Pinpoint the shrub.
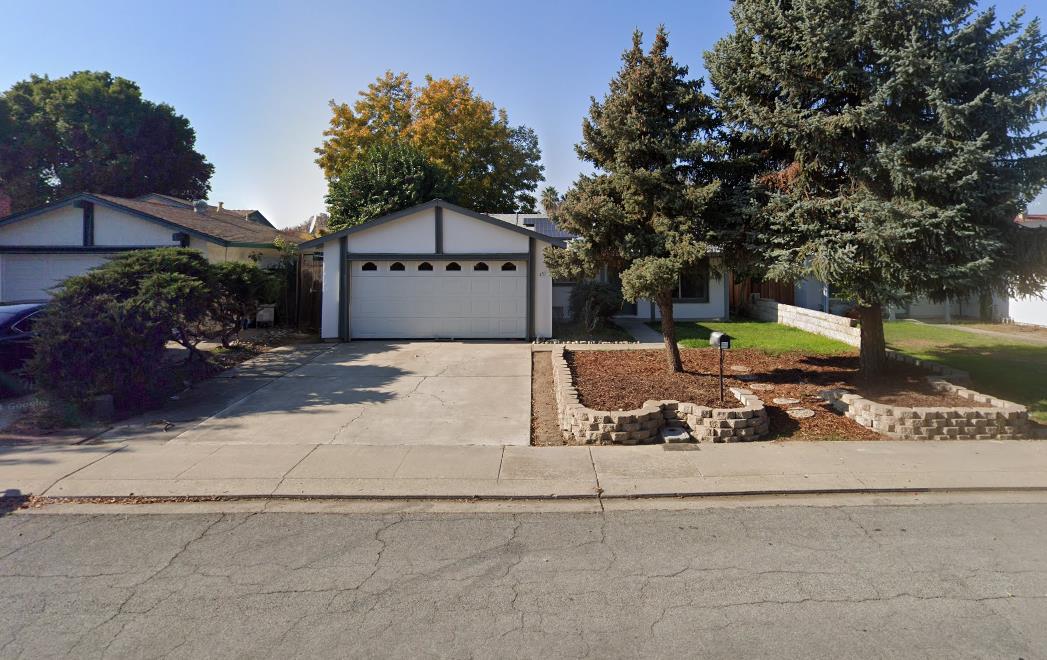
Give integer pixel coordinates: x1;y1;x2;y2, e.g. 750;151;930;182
569;281;623;332
29;248;276;412
212;261;279;346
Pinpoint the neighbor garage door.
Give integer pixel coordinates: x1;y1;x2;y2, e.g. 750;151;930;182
350;259;527;339
0;253;116;302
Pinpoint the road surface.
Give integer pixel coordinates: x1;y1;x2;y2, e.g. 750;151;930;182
1;497;1044;658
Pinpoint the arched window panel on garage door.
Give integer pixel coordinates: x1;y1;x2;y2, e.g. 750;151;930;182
390;262;406;271
418;262;433;271
446;262;461;271
361;262;378;271
501;262;517;271
473;262;489;271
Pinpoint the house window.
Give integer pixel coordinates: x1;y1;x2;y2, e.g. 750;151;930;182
501;262;517;271
362;262;378;271
473;262;489;271
674;261;710;303
446;262;461;271
390;262;406;271
418;262;433;271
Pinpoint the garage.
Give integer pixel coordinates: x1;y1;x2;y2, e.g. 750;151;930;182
1;252;117;302
350;259;527;339
302;200;562;341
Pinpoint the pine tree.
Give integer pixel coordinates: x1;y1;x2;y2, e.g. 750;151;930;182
707;0;1047;375
547;27;725;372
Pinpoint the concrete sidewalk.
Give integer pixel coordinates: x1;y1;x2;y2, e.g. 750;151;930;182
2;440;1046;500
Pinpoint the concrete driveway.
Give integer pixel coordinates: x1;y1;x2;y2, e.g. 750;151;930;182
169;341;531;446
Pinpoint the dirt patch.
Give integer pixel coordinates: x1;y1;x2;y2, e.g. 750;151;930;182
566;348;988;441
531;351;564;446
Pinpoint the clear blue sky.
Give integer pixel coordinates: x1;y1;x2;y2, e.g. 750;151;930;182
2;0;1044;226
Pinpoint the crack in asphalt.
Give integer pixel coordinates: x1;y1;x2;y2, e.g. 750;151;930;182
1;504;1046;657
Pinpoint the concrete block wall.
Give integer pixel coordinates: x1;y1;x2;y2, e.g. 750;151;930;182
749;297;861;346
551;347;769;444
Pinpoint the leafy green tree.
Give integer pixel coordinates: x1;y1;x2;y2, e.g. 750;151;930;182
317;72;542;212
0;71;213;212
546;28;726;372
707;0;1047;375
325;142;453;231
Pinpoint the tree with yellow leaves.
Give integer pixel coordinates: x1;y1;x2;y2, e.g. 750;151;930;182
317;72;542;213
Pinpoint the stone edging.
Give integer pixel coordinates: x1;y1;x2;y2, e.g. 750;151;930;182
819;351;1033;440
550;346;769;444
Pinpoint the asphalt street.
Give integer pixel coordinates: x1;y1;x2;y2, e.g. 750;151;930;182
1;497;1044;658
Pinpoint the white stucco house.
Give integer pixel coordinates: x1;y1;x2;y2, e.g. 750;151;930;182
492;212;729;325
0;192;288;302
1006;213;1047;326
301;200;564;340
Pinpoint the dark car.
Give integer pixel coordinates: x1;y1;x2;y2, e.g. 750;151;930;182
0;302;47;375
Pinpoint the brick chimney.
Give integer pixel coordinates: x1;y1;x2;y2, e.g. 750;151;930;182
0;191;11;219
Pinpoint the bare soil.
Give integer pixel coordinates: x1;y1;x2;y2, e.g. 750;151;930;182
566;348;988;441
531;351;563;446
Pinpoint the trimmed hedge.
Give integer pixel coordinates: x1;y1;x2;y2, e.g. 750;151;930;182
29;248;278;411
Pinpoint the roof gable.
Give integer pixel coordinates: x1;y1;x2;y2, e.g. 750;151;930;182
0;193;289;247
299;200;565;249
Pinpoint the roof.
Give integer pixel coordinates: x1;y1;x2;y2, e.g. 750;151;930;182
300;199;567;249
1017;213;1047;228
0;193;290;247
135;194;274;228
487;213;577;239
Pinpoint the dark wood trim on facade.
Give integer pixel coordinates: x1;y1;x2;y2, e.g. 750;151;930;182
344;253;528;261
338;236;349;341
434;205;443;254
81;202;94;246
0;245;168;254
527;237;536;339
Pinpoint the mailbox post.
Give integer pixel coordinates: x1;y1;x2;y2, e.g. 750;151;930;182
709;331;732;403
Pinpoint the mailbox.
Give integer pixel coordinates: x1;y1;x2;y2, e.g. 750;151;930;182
709;331;732;350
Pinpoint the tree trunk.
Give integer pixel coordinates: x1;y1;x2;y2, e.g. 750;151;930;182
857;304;887;378
657;293;684;373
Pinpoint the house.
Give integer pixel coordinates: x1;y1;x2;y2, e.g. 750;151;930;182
301;200;564;340
489;213;730;324
0;192;288;302
1007;213;1047;327
784;212;1047;325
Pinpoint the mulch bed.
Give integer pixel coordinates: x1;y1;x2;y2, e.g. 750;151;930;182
531;351;564;446
566;348;989;441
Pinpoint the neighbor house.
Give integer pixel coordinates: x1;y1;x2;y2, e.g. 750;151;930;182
491;212;730;325
1007;213;1047;327
785;213;1047;326
0;193;289;302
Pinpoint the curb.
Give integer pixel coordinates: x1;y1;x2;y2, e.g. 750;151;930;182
14;485;1047;505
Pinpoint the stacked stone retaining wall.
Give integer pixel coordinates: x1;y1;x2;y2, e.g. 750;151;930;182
820;351;1033;439
749;297;861;346
551;347;769;444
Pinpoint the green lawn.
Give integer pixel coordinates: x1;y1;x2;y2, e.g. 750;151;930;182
653;320;854;355
554;320;634;342
884;321;1047;424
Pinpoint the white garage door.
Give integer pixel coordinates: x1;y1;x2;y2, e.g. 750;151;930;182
1;253;116;302
350;259;527;339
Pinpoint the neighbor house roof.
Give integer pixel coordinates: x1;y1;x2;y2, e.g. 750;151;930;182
0;193;291;247
1017;213;1047;227
488;213;576;240
135;193;275;228
299;199;567;249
